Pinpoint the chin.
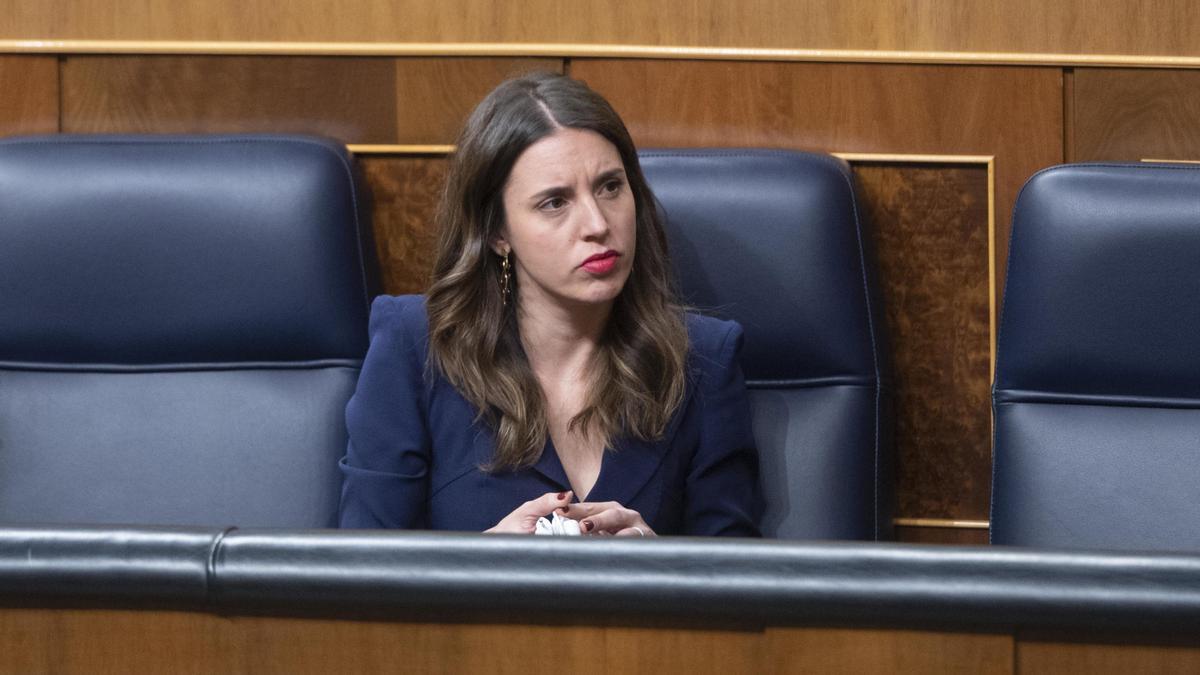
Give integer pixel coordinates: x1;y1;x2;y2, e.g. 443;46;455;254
571;279;627;306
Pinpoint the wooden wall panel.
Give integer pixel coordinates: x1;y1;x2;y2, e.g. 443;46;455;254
359;156;447;296
10;607;1200;673
393;58;561;144
572;59;1062;299
4;1;1200;60
855;163;993;520
1072;68;1200;161
1018;640;1200;675
0;56;58;135
60;56;558;143
765;628;1013;674
1;608;1025;674
61;55;399;141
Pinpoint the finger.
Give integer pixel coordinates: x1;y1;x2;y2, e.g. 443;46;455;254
522;490;573;517
580;507;640;534
558;500;618;519
615;526;654;537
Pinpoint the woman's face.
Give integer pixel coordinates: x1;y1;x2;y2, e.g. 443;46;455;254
496;127;636;312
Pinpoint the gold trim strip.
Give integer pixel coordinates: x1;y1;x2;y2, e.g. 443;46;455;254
348;144;455;155
833;153;994;164
1142;158;1200;164
987;158;997;385
833;153;998;380
894;518;990;529
8;40;1200;69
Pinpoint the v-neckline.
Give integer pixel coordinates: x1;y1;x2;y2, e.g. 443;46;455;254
544;435;603;502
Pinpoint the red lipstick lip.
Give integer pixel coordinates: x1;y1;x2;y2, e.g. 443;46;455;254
581;250;619;266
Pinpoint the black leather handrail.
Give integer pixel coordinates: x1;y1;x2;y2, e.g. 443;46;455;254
4;526;1200;633
0;526;219;600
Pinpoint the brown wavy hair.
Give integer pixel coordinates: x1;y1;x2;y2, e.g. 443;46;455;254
425;72;689;471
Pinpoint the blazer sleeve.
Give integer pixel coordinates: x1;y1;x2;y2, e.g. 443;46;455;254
337;295;432;529
686;321;763;537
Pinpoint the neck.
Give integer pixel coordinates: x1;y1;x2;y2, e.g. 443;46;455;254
516;292;612;383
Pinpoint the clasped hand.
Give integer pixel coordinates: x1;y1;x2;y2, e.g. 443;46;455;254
484;491;655;536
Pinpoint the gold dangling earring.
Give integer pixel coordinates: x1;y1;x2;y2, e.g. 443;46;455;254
500;251;512;306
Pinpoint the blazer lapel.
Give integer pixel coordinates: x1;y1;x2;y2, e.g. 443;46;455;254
529;437;571;490
589;384;696;506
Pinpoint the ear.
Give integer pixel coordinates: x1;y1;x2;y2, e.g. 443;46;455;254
489;234;510;257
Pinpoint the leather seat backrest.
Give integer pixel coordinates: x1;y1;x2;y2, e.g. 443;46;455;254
0;135;375;528
992;163;1200;551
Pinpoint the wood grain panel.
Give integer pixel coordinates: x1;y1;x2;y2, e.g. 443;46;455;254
573;59;1062;301
0;609;234;673
393;58;561;144
856;163;993;520
895;525;990;545
0;56;59;135
1019;640;1200;674
4;1;1200;60
61;55;399;141
602;627;764;673
60;56;556;143
0;609;1007;674
1072;69;1200;161
765;627;1013;674
359;156;446;295
236;618;609;674
6;608;1200;673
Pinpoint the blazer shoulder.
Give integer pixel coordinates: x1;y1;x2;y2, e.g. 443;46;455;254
685;312;744;364
365;294;432;371
368;294;428;335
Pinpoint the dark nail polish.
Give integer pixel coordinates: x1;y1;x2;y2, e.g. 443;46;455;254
582;520;593;532
558;492;567;500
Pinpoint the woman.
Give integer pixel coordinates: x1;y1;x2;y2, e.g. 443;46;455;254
338;72;760;536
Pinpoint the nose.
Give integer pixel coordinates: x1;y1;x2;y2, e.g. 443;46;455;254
579;195;610;240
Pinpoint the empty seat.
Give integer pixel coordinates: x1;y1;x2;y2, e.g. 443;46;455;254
992;163;1200;551
0;135;376;528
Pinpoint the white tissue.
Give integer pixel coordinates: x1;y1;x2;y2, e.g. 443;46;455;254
534;512;582;536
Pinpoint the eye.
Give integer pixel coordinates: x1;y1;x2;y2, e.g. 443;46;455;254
538;196;567;212
599;178;625;197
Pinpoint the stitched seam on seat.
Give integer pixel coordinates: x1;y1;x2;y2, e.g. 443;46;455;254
994;391;1200;410
745;378;876;389
837;163;884;542
988;396;999;545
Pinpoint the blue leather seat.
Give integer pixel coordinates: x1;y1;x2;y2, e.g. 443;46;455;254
640;149;892;540
992;163;1200;551
0;135;375;528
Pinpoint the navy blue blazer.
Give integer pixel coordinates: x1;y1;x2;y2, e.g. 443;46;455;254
337;295;761;536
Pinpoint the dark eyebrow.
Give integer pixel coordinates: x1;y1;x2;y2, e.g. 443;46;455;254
528;168;625;204
593;168;626;189
528;185;572;204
